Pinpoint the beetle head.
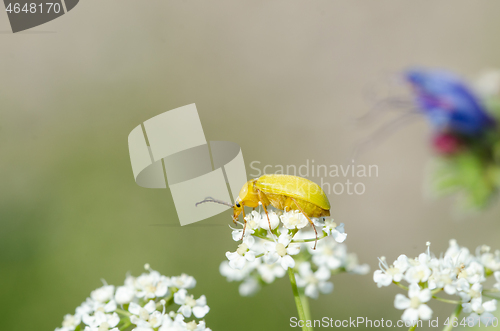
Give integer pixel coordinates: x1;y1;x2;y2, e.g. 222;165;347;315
232;198;243;223
232;180;259;223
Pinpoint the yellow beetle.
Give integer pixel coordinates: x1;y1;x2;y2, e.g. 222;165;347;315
196;174;330;248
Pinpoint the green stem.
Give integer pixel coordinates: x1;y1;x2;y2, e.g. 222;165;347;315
442;304;463;331
291;232;328;243
253;233;275;242
432;296;461;305
288;268;312;331
393;282;409;291
431;288;443;295
299;288;312;322
119;321;132;331
408;323;418;331
482;289;500;300
115;308;132;317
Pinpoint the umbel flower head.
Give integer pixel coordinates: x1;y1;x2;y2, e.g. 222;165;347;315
404;68;500;210
220;208;369;298
55;265;212;331
374;240;500;327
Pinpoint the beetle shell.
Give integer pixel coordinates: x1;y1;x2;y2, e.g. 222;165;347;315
254;174;330;217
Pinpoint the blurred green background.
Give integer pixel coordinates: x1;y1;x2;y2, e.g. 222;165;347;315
1;1;500;330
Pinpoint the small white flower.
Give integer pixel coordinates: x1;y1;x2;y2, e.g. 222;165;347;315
257;262;287;284
308;237;343;270
115;285;135;305
393;255;410;273
373;270;394;288
426;256;457;295
374;255;407;288
319;219;347;243
263;233;300;270
295;262;333;299
428;271;456;295
405;254;432;284
158;313;185;331
167;317;211;331
260;211;280;231
83;326;119;331
458;282;483;303
75;299;94;317
458;261;486;285
90;284;115;303
444;240;471;266
129;300;156;319
171;273;197;289
80;297;117;316
239;277;261;297
280;210;308;230
129;300;166;331
174;289;210;318
394;283;432;325
82;311;120;330
344;253;370;275
219;260;257;282
231;211;262;240
56;314;81;331
226;236;257;270
134;269;171;299
494;271;500;291
477;245;500;272
463;298;497;326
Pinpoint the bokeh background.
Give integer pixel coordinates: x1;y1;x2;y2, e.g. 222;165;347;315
2;1;500;330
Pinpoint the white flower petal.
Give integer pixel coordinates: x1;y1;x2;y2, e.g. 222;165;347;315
418;304;432;320
394;294;411;310
174;289;187;305
373;270;392;287
318;281;334;295
408;283;421;298
193;305;210;318
332;231;347;243
483;300;497;312
128;302;142;315
286;244;301;256
144;300;156;313
305;284;319;299
401;308;419;325
315;267;331;281
419;289;431;303
281;255;295;270
178;305;192;318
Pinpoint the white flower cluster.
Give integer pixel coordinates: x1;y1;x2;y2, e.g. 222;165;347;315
220;209;369;298
55;265;211;331
374;240;500;326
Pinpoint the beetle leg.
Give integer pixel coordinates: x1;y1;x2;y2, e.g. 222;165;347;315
290;197;318;250
257;190;273;233
240;207;247;241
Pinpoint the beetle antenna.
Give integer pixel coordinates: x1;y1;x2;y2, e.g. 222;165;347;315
350;111;420;161
352;96;414;125
195;197;233;207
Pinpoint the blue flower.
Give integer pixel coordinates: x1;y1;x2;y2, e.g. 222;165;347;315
405;68;495;135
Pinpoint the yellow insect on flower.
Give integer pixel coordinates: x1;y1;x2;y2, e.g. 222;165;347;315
196;174;331;248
